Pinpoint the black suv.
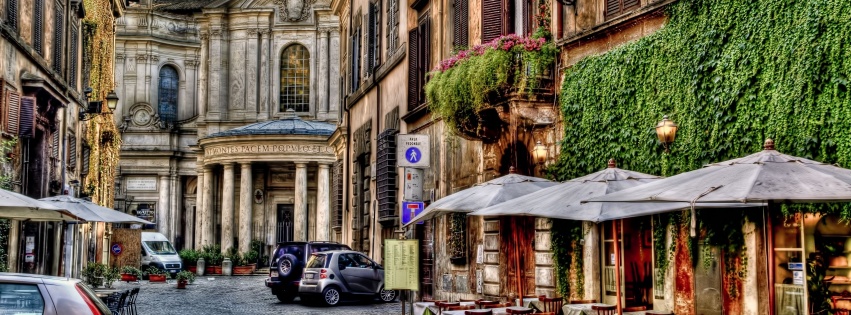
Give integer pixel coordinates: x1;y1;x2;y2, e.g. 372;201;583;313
264;241;351;302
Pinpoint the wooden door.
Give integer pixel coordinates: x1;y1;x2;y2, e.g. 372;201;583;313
501;216;536;299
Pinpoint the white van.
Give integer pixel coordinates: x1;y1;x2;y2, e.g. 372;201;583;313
140;232;182;274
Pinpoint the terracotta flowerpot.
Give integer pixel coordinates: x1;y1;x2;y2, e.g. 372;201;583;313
247;263;257;272
214;266;222;274
176;279;188;289
205;265;222;275
148;274;167;283
120;274;138;282
233;265;253;275
188;266;197;273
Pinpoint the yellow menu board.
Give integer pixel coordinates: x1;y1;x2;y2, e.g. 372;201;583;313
384;239;419;291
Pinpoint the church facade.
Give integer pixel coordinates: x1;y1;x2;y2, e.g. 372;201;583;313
113;0;344;254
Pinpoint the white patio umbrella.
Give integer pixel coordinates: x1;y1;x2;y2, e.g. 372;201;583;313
0;188;77;221
402;168;556;228
39;195;152;224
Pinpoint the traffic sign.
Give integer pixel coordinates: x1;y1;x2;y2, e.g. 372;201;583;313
397;134;429;168
401;201;424;225
110;243;124;256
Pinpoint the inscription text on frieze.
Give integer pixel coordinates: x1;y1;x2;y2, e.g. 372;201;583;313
205;144;333;156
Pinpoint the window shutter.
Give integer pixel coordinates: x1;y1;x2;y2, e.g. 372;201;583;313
372;2;381;69
68;136;76;168
417;19;430;105
386;0;399;56
482;0;504;43
367;4;376;75
407;28;419;111
69;24;78;88
623;0;639;11
5;91;21;135
522;0;530;35
51;130;59;158
81;145;90;176
605;0;621;19
34;0;44;55
453;0;469;48
332;160;343;229
6;0;17;30
19;96;35;138
52;2;64;74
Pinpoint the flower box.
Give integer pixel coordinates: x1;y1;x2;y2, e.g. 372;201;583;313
205;265;222;275
120;274;138;282
233;265;254;275
148;274;167;283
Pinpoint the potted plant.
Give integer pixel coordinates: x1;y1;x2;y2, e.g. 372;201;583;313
82;262;107;288
231;251;254;275
120;266;142;282
179;249;199;273
145;266;169;283
201;244;223;274
243;249;259;272
175;270;195;289
103;267;120;288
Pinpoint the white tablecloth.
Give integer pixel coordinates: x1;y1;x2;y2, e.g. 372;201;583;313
414;301;477;315
563;303;648;315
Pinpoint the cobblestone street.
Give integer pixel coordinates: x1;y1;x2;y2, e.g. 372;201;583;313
110;275;403;315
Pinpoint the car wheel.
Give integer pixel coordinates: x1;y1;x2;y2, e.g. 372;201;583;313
322;286;341;306
277;254;298;278
378;287;397;302
276;293;296;303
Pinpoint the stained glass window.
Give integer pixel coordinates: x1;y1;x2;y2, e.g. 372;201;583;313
279;44;310;113
158;65;178;123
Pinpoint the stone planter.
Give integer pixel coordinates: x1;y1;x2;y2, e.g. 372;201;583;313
196;258;205;276
223;258;233;276
148;274;167;283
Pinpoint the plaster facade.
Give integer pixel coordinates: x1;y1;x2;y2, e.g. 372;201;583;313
114;0;343;254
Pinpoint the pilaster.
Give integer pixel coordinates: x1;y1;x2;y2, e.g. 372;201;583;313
158;174;171;238
239;162;253;252
202;165;215;245
316;163;330;241
221;163;236;252
294;162;308;241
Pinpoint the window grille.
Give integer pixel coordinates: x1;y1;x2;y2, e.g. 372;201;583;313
279;45;310;112
376;129;398;223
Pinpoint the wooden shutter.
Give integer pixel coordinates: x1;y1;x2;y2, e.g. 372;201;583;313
522;0;530;35
69;24;78;88
81;145;89;176
373;2;381;68
51;130;59;158
68;135;76;168
417;18;430;105
482;0;504;43
5;91;20;135
605;0;626;20
18;96;35;138
53;2;64;74
367;3;376;75
6;0;18;30
453;0;469;47
34;0;43;55
407;27;419;110
624;0;640;12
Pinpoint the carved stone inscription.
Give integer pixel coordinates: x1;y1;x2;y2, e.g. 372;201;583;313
205;144;333;156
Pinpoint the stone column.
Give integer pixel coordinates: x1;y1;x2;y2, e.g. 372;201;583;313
294;162;308;241
239;162;253;252
318;30;329;115
170;173;180;243
198;32;209;119
221;163;236;252
194;170;204;249
316;163;330;241
202;165;215;245
158;175;171;237
258;29;271;120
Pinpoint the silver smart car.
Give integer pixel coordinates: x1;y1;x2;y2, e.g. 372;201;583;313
298;250;397;306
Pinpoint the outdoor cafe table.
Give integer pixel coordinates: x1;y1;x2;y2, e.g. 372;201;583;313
563;303;647;315
414;301;477;315
443;306;532;315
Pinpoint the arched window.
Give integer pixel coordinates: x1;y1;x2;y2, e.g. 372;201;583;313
280;44;310;112
158;65;179;123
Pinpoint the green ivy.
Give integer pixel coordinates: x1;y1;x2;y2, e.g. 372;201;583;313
551;0;851;184
551;219;584;298
0;137;16;272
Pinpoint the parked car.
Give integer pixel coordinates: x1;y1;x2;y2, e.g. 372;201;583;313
265;241;351;302
0;272;112;314
298;250;397;306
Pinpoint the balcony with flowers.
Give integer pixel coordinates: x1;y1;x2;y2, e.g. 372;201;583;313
425;29;558;142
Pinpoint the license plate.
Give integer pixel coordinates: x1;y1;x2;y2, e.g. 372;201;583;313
270;271;278;278
305;273;314;279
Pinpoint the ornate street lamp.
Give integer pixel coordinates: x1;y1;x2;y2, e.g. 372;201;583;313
655;115;678;153
105;90;119;111
79;88;120;121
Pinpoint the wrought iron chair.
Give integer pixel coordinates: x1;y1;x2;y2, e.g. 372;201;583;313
124;288;140;315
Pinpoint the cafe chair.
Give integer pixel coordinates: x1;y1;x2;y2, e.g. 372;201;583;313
506;307;534;314
568;299;597;304
538;296;564;314
436;301;461;315
486;302;514;308
623;306;647;312
645;311;675;315
124;288;140;315
424;299;448;303
447;305;475;311
475;300;498;308
465;310;493;315
591;305;616;315
536;313;557;315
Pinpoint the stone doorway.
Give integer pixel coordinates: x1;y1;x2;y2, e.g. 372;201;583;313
276;204;294;243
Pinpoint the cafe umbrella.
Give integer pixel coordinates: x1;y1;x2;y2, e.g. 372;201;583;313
0;188;77;221
39;195;152;224
587;139;851;314
402;167;556;228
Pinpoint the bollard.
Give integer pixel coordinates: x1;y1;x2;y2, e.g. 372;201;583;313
222;258;233;276
196;258;205;276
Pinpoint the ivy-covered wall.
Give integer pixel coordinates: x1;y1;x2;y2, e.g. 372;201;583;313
551;0;851;180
